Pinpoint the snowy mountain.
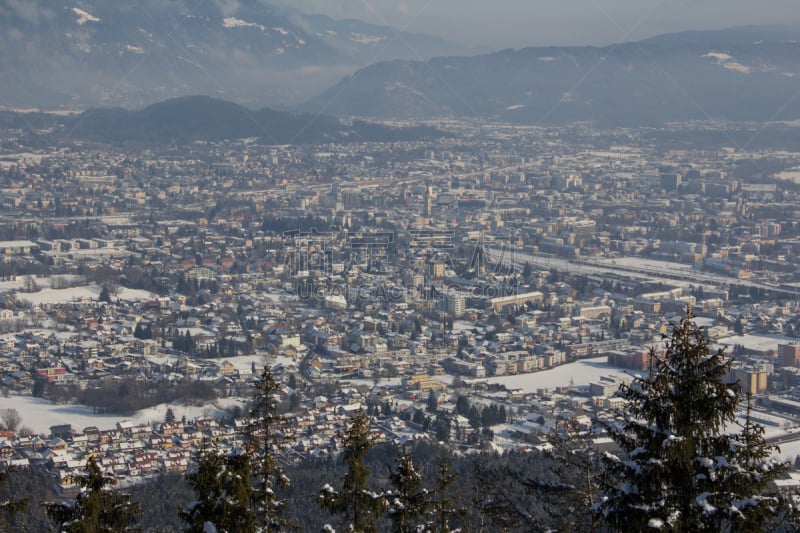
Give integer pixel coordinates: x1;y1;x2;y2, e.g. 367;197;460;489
0;0;462;109
303;26;800;126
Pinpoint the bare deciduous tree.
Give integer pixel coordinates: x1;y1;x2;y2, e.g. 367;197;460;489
0;408;22;432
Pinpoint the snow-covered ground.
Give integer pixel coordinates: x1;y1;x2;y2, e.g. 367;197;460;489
3;395;239;434
774;433;800;461
480;356;640;393
729;419;800;461
141;351;287;372
341;377;404;388
716;333;793;354
0;274;84;292
225;354;297;372
13;283;156;306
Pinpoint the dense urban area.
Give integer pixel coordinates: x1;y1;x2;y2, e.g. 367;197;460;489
2;118;800;529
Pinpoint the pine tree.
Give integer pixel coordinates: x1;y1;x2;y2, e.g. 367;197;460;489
164;407;176;423
599;308;790;531
433;415;451;442
46;456;141;532
180;441;256;533
521;261;532;279
180;441;225;531
247;366;295;531
467;406;481;431
185;330;195;354
0;465;28;530
426;390;438;413
455;396;470;417
386;446;429;533
430;456;460;533
99;286;111;303
319;411;386;532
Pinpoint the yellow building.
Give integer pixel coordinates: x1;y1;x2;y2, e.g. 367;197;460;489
732;368;768;395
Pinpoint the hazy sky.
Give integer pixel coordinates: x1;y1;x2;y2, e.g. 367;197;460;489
273;0;800;49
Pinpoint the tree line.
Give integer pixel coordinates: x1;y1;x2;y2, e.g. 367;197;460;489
43;377;217;416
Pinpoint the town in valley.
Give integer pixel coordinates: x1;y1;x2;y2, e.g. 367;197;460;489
2;117;800;502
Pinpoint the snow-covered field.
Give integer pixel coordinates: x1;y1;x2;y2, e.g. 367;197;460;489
14;284;156;306
0;274;84;293
223;354;298;373
2;395;239;434
777;169;800;184
0;354;290;435
481;356;640;393
0;274;156;306
716;333;793;354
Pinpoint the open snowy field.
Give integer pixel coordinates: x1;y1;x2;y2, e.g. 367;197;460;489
715;333;794;354
14;284;156;306
1;395;243;435
480;356;641;393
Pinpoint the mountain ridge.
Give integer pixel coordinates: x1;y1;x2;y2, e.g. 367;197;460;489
303;25;800;126
5;95;447;145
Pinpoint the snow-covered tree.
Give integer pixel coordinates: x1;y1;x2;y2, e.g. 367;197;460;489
386;446;429;533
247;366;295;531
46;456;141;532
598;308;790;531
319;411;386;532
180;442;256;533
